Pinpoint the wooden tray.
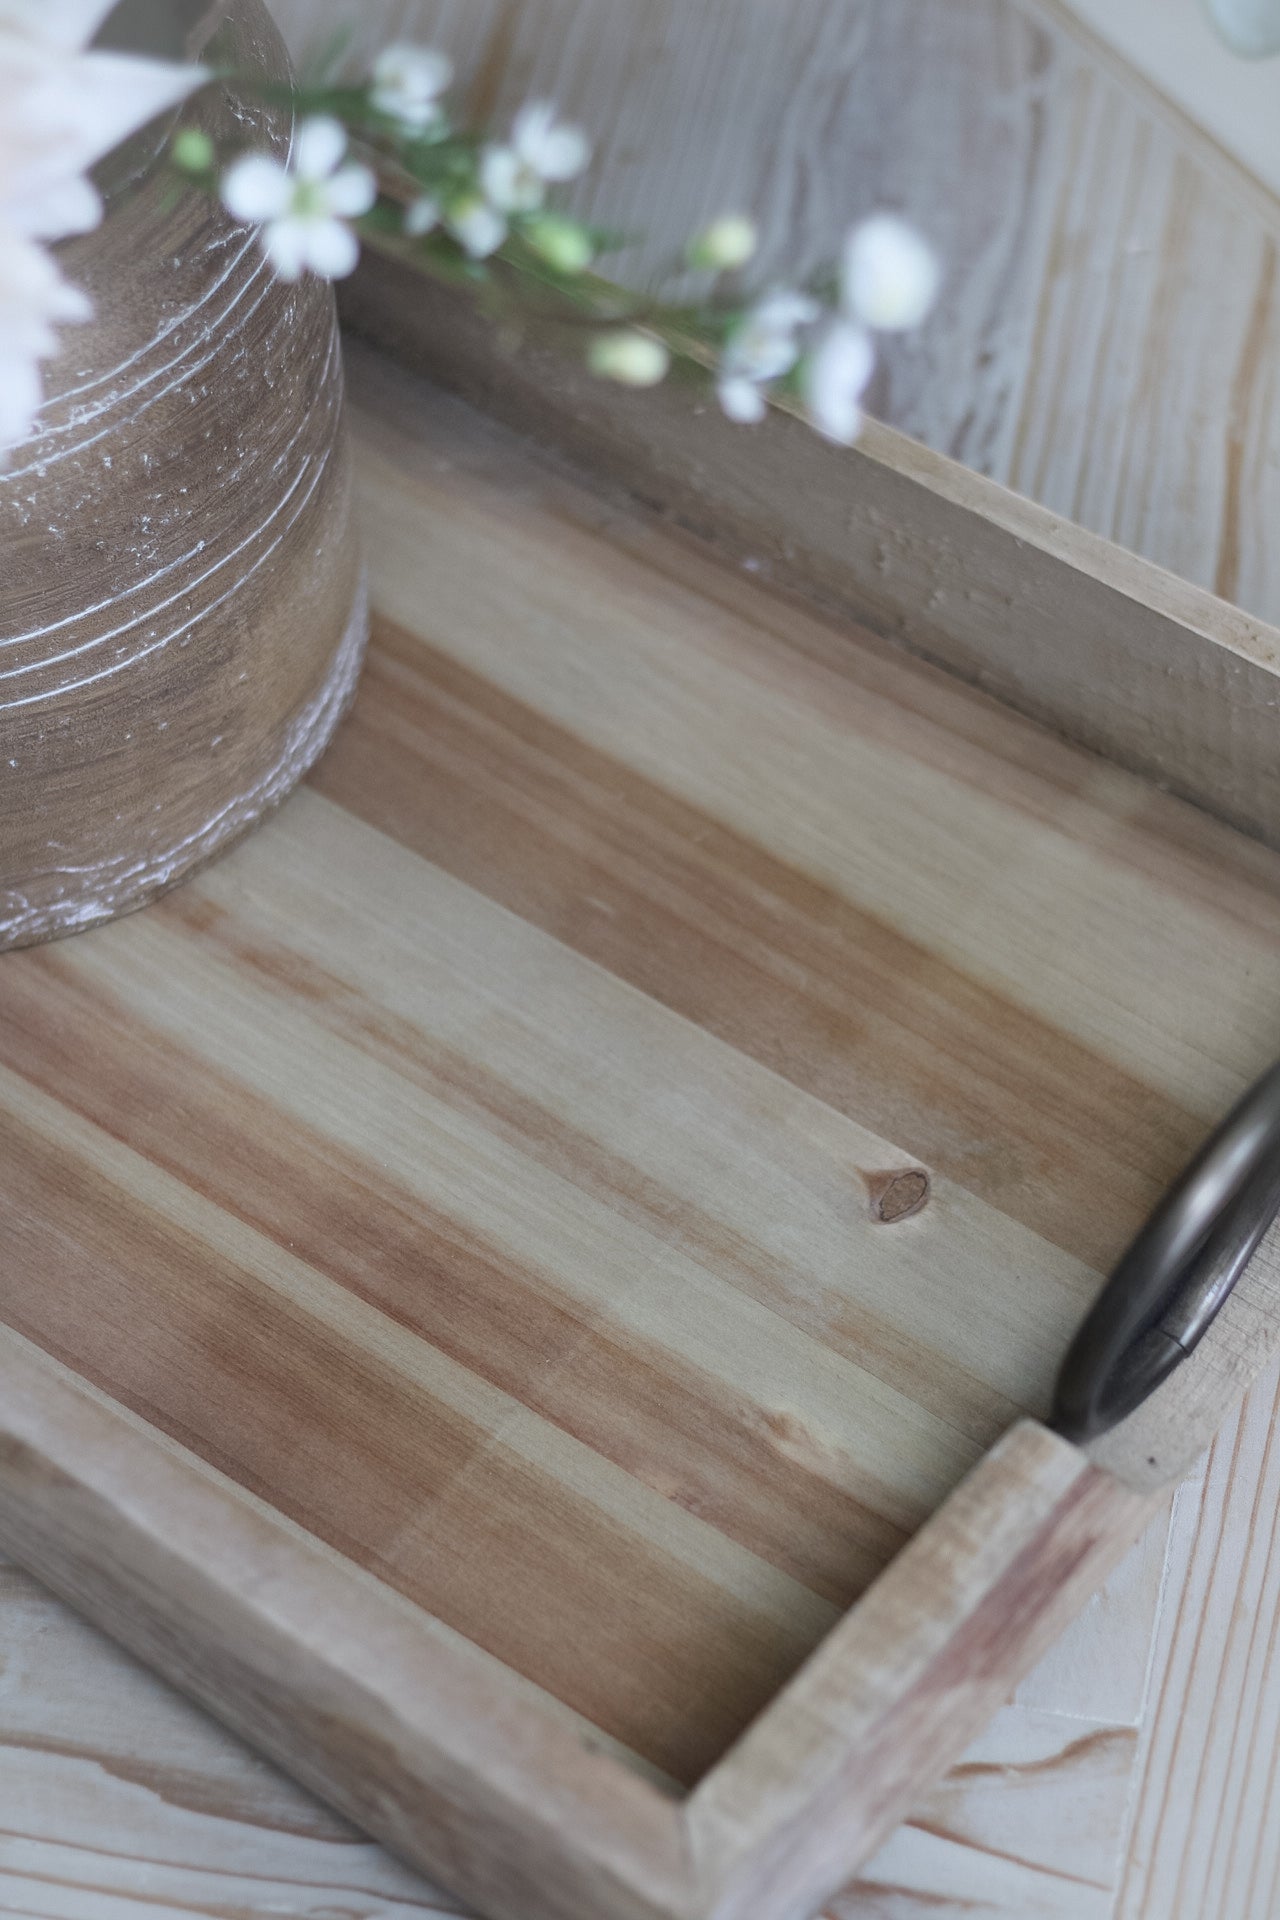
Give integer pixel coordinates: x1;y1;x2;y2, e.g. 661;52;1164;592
4;332;1280;1920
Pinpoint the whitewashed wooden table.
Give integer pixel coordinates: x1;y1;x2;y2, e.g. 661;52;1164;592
8;2;1280;1915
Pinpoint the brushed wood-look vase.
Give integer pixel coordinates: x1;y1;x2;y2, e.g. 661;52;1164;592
0;0;366;950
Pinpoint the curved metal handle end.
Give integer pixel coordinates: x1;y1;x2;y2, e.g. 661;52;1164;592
1051;1062;1280;1444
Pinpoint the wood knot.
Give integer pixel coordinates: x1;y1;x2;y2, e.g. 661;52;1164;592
865;1167;931;1224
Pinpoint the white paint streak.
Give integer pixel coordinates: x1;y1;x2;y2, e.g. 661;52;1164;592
0;577;369;947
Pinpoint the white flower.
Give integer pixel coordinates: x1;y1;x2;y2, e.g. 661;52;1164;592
446;192;507;259
689;214;757;271
841;215;938;332
804;318;874;444
479;100;590;214
588;329;669;387
725;290;819;380
715;288;818;424
0;220;90;443
221;117;376;282
0;5;203;240
0;0;203;450
370;43;452;135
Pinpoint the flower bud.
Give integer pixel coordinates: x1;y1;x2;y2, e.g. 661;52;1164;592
688;214;758;271
524;212;594;273
172;128;215;174
587;329;670;386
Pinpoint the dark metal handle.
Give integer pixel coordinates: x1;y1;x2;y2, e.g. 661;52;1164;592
1051;1060;1280;1443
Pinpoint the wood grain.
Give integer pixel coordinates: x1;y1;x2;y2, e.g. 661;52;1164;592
271;0;1280;633
0;1332;692;1920
690;1423;1150;1920
0;1542;1154;1919
4;349;1280;1915
1114;1351;1280;1920
6;2;1280;1906
264;0;1280;855
0;1550;461;1919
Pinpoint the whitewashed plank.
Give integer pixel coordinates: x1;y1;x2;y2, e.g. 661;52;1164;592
1115;1354;1280;1920
0;1560;462;1917
841;1704;1136;1918
1048;0;1280;199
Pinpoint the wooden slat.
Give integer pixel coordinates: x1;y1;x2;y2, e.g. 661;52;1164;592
842;1704;1140;1918
689;1423;1151;1920
341;354;1280;1131
313;618;1198;1274
338;249;1280;857
0;1546;1151;1920
0;1332;690;1920
0;1050;850;1784
1115;1352;1280;1919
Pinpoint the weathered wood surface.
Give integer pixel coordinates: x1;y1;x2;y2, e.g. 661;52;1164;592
4;346;1280;1914
286;0;1280;855
0;1392;1266;1920
0;1533;1154;1920
270;0;1280;639
8;0;1280;1908
690;1423;1151;1920
1048;0;1280;202
2;1381;1269;1920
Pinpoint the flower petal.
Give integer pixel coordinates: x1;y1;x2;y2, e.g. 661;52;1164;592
0;347;42;450
301;215;360;280
511;99;589;179
404;194;441;237
479;144;540;212
372;43;452;94
803;319;874;444
535;122;590;180
371;42;453;124
325;161;377;218
0;223;91;449
293;114;347;181
752;288;820;333
1;49;206;218
841;215;938;331
260;215;309;280
510;100;554;159
8;172;101;239
717;374;767;423
448;196;507;258
723;325;796;383
221;152;292;223
0;0;115;51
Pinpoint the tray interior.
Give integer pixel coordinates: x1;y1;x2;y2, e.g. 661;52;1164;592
6;345;1280;1791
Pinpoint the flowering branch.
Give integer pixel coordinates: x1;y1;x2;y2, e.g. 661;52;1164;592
0;15;939;457
173;41;939;447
